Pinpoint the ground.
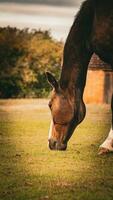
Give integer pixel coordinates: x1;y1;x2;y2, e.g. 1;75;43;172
0;99;113;200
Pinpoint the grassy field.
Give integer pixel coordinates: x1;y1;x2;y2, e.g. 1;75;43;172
0;99;113;200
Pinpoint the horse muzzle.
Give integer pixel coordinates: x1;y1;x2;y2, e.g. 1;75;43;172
48;139;67;151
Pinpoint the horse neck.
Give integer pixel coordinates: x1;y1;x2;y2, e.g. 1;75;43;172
59;0;95;98
60;53;92;98
60;36;93;98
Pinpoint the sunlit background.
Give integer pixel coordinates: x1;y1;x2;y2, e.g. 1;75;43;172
0;0;83;40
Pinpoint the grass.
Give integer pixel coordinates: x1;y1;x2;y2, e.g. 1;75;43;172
0;99;112;200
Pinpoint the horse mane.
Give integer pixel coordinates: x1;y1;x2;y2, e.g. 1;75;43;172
60;0;96;90
73;0;95;45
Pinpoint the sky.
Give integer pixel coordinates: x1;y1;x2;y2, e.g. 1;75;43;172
0;0;82;6
0;0;83;40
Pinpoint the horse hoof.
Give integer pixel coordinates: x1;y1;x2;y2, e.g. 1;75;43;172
98;147;110;155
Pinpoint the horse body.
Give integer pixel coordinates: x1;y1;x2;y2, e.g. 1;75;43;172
92;0;113;66
46;0;113;153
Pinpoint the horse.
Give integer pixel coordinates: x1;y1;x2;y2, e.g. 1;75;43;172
46;0;113;154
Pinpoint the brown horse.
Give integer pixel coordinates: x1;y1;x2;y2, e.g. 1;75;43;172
46;0;113;154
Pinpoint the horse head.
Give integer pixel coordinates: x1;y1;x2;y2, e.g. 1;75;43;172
46;72;86;150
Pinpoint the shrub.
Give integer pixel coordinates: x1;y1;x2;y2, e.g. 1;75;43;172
0;27;63;98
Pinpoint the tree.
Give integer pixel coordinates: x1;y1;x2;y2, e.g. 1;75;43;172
0;27;63;98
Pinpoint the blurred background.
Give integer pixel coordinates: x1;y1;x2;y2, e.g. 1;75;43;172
0;0;83;40
0;0;85;99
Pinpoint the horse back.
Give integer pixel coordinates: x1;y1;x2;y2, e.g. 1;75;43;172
91;0;113;67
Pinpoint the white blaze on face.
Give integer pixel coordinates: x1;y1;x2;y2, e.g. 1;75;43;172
100;126;113;151
48;120;53;140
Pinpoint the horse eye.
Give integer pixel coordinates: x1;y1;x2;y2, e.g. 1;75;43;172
48;101;52;109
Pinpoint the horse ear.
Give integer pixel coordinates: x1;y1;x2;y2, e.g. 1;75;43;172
46;72;59;91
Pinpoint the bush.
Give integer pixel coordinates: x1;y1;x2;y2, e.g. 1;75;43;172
0;27;63;98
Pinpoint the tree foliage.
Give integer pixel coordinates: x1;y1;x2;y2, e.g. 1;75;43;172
0;27;63;98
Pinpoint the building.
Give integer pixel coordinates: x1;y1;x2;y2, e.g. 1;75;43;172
84;54;113;104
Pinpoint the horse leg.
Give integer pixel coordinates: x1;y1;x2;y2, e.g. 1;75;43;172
99;95;113;155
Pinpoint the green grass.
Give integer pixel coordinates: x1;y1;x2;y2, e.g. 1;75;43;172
0;99;112;200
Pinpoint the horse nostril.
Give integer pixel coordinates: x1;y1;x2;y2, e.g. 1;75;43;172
48;139;56;150
48;139;67;151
